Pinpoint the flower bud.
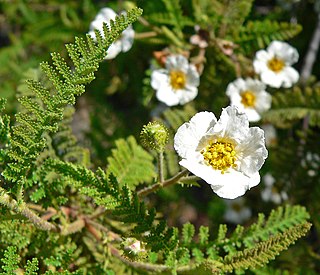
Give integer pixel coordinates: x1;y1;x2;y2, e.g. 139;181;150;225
140;121;169;152
123;238;145;255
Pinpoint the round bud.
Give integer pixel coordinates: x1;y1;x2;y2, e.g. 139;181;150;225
140;121;169;152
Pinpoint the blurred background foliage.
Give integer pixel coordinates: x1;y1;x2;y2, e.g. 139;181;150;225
1;0;320;273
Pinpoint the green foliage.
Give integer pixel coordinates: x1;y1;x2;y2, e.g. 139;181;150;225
107;135;156;189
25;258;39;275
0;99;10;163
219;0;254;36
0;246;20;275
0;6;143;191
162;105;196;131
222;222;311;273
235;19;302;54
0;219;34;250
263;84;320;128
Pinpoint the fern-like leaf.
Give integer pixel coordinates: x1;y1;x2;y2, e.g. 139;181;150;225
222;222;311;272
106;136;156;189
235;20;302;54
263;85;320;127
1;7;142;192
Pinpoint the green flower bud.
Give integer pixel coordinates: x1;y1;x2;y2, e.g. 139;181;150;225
140;121;169;152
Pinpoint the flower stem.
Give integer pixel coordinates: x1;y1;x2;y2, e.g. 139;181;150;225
158;151;164;183
138;169;189;198
0;186;58;232
134;31;157;39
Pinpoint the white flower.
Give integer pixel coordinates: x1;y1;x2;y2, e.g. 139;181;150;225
174;106;268;199
253;40;299;88
151;55;200;106
261;173;288;204
88;8;134;59
224;197;251;224
226;78;272;122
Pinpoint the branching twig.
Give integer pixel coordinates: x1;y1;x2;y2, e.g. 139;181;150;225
0;186;59;232
137;169;189;198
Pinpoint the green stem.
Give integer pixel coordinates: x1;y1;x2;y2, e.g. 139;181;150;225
134;31;157;39
0;187;58;232
158;151;164;183
138;169;189;198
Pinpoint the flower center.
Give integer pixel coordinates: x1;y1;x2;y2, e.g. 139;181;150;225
170;70;186;90
240;90;256;108
200;141;237;174
267;57;285;73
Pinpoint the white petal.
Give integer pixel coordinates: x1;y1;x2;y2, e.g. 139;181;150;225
186;65;200;87
280;67;299;88
156;84;180;106
212;106;249;142
166;55;188;71
267;40;299;65
254;49;273;62
254;91;272;113
88;30;97;41
244;108;261;122
246;78;266;91
260;70;283;88
174;112;217;159
179;159;260;199
238;127;268;176
177;86;198;104
151;70;168;90
89;18;105;33
121;27;135;52
105;41;122;59
98;8;117;21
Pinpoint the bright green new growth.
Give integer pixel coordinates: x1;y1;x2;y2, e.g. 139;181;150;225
0;2;313;274
1;7;143;194
140;121;169;152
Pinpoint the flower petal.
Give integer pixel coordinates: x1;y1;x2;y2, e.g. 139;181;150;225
267;40;299;65
177;86;198;105
186;65;200;87
174;112;217;159
156;84;180;106
280;67;299;88
260;70;283;88
99;8;117;20
166;55;189;71
121;27;135;52
255;91;272;113
105;41;122;59
180;159;260;199
212;106;249;142
243;109;261;122
238;127;268;176
151;70;168;90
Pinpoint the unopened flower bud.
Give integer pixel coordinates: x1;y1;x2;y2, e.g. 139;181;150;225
123;238;145;255
140;121;169;152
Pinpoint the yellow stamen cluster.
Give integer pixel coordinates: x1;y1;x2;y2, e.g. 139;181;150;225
241;90;256;108
201;141;237;174
267;57;285;73
170;70;186;90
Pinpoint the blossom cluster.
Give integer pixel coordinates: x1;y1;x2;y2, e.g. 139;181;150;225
226;41;299;122
87;7;299;201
